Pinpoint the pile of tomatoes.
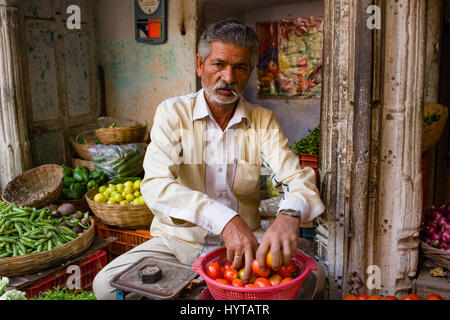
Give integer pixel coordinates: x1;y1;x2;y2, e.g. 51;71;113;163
343;293;444;300
205;252;298;288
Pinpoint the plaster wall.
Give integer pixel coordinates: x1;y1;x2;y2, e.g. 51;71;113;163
96;0;199;128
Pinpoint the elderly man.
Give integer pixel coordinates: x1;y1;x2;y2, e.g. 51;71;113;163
93;18;325;300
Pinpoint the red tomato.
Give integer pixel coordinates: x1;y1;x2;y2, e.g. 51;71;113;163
268;274;282;286
245;283;257;288
357;293;369;300
382;296;399;300
224;268;239;283
251;259;271;278
280;277;293;284
367;295;381;300
401;294;420;300
254;277;272;288
206;262;222;280
343;294;358;300
223;262;232;270
231;278;244;287
215;278;230;285
426;294;443;300
277;260;297;278
265;251;283;269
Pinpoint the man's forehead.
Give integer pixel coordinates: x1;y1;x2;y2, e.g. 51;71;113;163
207;41;251;64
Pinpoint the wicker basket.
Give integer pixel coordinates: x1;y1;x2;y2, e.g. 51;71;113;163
423;102;448;153
95;125;148;145
2;164;64;209
71;156;95;171
0;217;95;277
85;189;153;230
70;138;93;161
420;241;450;270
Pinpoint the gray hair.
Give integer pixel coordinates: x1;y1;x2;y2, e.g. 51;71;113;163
198;18;259;67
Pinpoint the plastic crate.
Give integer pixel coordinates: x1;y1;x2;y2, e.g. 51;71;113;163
94;218;153;259
24;249;107;298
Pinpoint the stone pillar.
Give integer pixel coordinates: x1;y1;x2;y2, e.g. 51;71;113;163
317;0;427;299
0;0;31;193
373;0;427;297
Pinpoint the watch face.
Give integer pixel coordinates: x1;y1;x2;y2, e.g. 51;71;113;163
137;0;160;15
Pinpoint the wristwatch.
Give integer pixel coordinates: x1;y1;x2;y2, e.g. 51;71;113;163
277;209;302;222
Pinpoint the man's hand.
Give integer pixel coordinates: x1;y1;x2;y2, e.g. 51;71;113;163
221;215;259;283
256;214;301;271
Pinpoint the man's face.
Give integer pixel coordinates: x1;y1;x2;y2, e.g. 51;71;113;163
196;41;253;106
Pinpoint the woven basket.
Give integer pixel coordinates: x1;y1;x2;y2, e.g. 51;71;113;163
95;125;148;145
70;138;93;161
423;102;448;153
71;156;95;171
85;189;153;230
2;164;64;209
420;241;450;270
0;217;95;276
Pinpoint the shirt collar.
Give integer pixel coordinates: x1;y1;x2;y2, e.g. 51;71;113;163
193;89;250;128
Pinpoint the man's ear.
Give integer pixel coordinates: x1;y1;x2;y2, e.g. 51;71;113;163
196;54;204;77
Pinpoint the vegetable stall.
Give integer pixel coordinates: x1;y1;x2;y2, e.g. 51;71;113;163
0;118;151;300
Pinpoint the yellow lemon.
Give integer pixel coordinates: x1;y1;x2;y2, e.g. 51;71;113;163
108;184;117;191
116;183;125;193
131;199;140;205
124;181;134;189
113;193;123;203
137;197;146;205
94;193;107;202
134;180;142;190
107;199;116;205
123;186;133;195
103;190;112;199
99;186;107;193
119;200;129;206
125;194;135;202
133;191;141;198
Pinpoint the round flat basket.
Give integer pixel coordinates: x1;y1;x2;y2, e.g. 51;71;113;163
95;125;147;145
2;164;64;209
70;138;93;161
423;102;448;153
420;241;450;270
71;156;95;172
0;217;95;277
85;189;153;230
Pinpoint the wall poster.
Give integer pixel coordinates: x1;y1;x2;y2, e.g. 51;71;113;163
257;17;324;99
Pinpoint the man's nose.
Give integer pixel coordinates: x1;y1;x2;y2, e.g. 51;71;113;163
221;66;235;84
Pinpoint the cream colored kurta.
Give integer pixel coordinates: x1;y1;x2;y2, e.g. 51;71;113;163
141;89;325;265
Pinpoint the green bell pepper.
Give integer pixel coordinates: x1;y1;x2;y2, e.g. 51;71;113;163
61;165;73;177
63;176;76;188
87;180;99;191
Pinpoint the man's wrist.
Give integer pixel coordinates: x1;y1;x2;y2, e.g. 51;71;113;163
277;209;302;224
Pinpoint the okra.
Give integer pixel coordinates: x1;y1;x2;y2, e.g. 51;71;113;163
15;222;23;236
0;237;17;244
0;252;10;258
47;239;53;251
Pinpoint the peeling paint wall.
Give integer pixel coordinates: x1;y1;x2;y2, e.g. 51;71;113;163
96;0;199;127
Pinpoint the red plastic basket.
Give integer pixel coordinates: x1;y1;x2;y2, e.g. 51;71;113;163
192;247;317;300
94;218;152;260
24;250;107;298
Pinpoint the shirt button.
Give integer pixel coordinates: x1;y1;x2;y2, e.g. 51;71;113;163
218;167;223;173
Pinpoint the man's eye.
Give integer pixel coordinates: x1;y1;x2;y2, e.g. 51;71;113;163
214;63;224;67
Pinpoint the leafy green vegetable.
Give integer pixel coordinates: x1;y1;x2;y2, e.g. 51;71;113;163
0;277;9;295
424;112;440;126
29;286;96;300
0;289;26;300
290;125;320;155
